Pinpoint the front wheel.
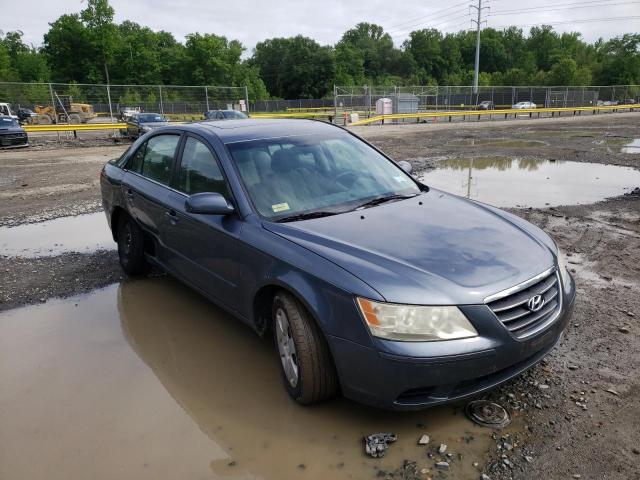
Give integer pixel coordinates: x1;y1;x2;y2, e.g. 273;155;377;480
116;214;149;275
272;292;338;405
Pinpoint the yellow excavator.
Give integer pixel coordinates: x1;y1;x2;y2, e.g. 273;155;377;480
33;95;97;124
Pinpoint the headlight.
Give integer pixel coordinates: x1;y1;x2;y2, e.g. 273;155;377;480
557;249;569;285
356;298;478;342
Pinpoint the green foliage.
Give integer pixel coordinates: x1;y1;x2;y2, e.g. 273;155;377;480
2;1;639;100
252;36;334;98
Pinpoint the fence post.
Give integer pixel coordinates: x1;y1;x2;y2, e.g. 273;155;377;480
158;85;164;114
244;86;250;114
48;83;57;124
106;83;114;123
205;86;210;111
333;84;338;123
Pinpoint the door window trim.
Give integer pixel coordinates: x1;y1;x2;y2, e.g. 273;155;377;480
172;133;237;207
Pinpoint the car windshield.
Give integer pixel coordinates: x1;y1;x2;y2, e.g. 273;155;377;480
137;114;166;123
227;132;421;219
223;111;248;119
0;117;18;127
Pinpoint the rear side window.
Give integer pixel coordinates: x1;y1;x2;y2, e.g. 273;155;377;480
177;137;229;196
129;134;180;185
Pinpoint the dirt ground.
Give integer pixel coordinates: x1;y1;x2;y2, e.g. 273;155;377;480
1;112;639;479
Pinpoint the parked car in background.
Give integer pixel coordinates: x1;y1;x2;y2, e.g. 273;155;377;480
16;107;37;124
100;119;575;410
0;115;29;148
0;102;19;120
119;106;141;121
477;101;495;110
512;101;537;109
125;113;168;138
204;109;248;121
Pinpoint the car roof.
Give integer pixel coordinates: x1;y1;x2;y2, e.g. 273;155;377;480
185;118;341;143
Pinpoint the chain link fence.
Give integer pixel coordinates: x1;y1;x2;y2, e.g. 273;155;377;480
334;85;640;122
0;82;249;124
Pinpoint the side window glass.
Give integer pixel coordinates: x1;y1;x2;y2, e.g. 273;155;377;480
178;137;229;196
140;134;180;185
127;143;146;173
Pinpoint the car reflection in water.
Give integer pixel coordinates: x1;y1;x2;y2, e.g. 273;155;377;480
117;277;491;479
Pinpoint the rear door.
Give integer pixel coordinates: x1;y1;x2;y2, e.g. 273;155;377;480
161;134;243;310
122;133;182;258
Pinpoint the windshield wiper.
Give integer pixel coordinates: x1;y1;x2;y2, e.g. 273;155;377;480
276;211;340;223
352;193;418;210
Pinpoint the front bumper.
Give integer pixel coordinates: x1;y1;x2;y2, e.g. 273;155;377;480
0;134;28;148
329;274;576;410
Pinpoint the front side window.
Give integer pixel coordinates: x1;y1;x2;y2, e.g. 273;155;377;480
226;132;420;219
129;134;179;185
177;137;229;196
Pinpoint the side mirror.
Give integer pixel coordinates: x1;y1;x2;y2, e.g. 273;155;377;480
397;160;413;174
185;192;234;215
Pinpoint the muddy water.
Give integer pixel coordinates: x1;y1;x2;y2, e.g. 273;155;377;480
621;138;640;154
421;157;640;208
0;277;494;480
0;212;114;257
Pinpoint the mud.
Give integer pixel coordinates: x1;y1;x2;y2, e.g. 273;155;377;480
0;278;494;480
0;144;128;226
1;112;639;479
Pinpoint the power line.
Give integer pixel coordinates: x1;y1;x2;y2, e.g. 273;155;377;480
385;0;470;31
489;1;640;16
491;15;640;29
387;8;471;35
390;13;471;38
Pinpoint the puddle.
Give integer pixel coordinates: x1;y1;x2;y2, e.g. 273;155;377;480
420;157;640;208
621;138;640;154
0;212;114;257
0;277;494;480
447;138;547;148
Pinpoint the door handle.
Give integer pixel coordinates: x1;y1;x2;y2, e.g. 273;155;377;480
165;210;179;224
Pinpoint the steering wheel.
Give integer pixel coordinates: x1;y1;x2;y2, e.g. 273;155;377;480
334;169;372;188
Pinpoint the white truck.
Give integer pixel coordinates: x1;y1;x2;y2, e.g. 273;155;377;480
0;103;19;120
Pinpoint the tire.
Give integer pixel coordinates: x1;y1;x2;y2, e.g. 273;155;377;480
272;291;338;405
37;114;52;125
68;114;81;124
116;214;149;276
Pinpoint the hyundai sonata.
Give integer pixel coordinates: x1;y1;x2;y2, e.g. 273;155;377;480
100;119;575;409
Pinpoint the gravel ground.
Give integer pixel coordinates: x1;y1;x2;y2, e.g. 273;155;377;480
1;112;639;479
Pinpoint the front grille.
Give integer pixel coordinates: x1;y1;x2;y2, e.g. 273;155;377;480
487;270;561;339
0;134;27;146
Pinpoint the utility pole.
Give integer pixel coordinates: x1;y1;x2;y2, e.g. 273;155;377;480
470;0;488;95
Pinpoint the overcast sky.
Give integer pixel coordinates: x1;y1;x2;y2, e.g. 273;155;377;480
2;0;639;52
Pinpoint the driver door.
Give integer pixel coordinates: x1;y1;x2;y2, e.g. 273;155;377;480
161;134;243;310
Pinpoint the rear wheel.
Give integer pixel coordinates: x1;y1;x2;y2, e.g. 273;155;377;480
68;114;81;124
272;292;338;405
116;214;149;275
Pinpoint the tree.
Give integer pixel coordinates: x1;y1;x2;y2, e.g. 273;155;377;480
43;14;92;83
184;33;243;85
251;36;334;98
337;23;396;82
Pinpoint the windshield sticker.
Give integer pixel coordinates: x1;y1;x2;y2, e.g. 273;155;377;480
272;202;290;213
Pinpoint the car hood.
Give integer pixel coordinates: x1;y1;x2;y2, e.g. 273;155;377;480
263;190;555;305
0;125;25;134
